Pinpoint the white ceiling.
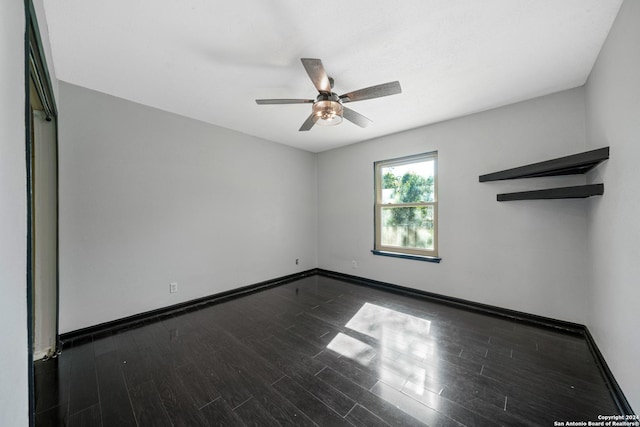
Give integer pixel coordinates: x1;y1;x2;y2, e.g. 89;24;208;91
43;0;623;152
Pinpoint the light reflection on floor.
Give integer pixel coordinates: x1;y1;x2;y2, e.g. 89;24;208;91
325;302;440;410
326;332;375;366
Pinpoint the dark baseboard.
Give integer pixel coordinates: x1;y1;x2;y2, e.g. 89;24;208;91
316;269;585;335
583;327;635;415
59;269;317;346
57;267;634;415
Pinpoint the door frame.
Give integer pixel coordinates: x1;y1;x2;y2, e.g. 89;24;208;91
25;0;59;424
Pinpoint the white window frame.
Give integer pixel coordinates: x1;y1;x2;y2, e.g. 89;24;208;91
374;151;438;258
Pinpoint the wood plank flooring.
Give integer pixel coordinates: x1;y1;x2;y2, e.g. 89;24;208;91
34;275;620;426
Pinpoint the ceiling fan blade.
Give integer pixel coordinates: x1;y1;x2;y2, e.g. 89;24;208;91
343;107;373;128
299;113;319;131
340;81;402;103
301;58;332;93
256;99;314;105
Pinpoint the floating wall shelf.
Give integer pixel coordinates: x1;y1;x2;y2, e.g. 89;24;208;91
497;184;604;202
479;147;609;182
480;147;609;201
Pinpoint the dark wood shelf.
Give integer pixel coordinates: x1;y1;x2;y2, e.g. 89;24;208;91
497;184;604;202
479;147;609;182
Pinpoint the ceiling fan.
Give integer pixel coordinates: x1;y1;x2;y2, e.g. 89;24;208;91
255;58;402;131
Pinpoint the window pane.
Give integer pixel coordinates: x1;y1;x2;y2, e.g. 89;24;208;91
381;206;435;250
381;159;435;204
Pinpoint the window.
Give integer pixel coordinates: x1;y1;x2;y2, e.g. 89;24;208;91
374;152;438;259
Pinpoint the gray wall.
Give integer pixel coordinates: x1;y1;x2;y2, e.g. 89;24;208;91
0;2;28;426
58;82;318;333
585;0;640;411
317;88;591;323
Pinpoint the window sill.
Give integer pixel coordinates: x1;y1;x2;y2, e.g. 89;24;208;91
371;250;441;263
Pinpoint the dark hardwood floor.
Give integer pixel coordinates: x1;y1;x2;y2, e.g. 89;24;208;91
34;275;620;426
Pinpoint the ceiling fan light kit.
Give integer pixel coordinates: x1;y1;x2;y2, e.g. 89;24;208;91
256;58;401;131
312;94;343;126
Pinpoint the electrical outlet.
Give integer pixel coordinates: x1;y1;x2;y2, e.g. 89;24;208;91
296;258;299;265
170;282;178;293
352;260;357;269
